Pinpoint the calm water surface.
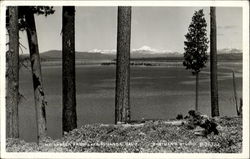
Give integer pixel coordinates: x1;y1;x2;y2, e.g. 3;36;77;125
18;63;242;142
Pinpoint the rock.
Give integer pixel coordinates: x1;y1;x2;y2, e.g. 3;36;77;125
63;131;68;135
139;132;146;136
164;120;187;126
117;121;125;125
216;125;223;131
185;110;219;136
200;119;219;135
194;126;206;136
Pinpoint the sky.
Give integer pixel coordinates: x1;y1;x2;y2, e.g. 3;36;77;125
18;6;242;53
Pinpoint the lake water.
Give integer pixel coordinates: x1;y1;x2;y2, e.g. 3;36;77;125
18;62;242;142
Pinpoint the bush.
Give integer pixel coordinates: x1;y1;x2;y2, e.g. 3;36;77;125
176;114;183;120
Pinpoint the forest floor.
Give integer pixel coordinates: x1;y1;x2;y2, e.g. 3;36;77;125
6;116;242;153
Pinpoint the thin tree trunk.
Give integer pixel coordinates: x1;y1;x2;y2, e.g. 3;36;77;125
62;6;77;133
26;12;47;142
210;7;220;117
239;98;242;117
115;6;131;124
195;72;199;112
6;6;19;138
232;71;239;115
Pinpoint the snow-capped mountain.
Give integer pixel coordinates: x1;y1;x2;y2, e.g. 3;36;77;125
87;46;242;58
89;49;116;54
131;45;181;58
132;45;168;54
38;46;242;61
88;45;181;58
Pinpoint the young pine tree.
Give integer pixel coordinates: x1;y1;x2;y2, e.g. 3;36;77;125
183;9;209;112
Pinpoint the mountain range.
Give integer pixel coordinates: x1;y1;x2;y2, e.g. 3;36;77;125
88;46;242;54
20;46;242;61
39;50;114;60
89;45;181;57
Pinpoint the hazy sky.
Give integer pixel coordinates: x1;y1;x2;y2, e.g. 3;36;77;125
19;6;242;53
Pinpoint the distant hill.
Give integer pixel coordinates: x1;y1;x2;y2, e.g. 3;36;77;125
40;50;115;61
217;48;242;54
19;49;242;62
131;53;242;62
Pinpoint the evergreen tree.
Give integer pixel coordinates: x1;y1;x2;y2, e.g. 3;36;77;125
6;6;54;142
183;9;209;111
6;6;19;138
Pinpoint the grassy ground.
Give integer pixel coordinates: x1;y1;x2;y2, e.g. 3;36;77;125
6;116;242;153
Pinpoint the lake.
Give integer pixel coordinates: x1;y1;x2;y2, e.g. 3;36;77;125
18;62;242;142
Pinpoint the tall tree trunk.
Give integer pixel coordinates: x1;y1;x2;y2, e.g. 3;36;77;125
210;7;220;117
115;6;131;124
6;6;19;138
62;6;77;133
195;72;199;111
26;12;47;142
232;71;239;115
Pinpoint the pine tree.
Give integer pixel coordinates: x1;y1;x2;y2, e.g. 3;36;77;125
62;6;77;133
115;6;132;124
183;9;209;111
210;7;220;117
18;6;54;142
26;11;48;142
6;6;19;138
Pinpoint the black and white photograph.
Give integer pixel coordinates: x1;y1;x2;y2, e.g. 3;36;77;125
0;0;249;158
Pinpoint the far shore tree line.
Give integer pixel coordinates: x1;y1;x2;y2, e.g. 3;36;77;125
6;6;242;143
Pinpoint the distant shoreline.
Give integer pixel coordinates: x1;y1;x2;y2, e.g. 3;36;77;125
41;60;242;66
18;58;243;68
19;52;243;65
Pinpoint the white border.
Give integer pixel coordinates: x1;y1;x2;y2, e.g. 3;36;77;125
0;1;249;159
0;0;247;7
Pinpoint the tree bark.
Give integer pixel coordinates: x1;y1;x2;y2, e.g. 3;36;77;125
239;98;242;117
26;12;47;142
115;6;131;124
195;72;199;112
62;6;77;133
210;7;220;117
6;6;19;138
232;71;239;115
